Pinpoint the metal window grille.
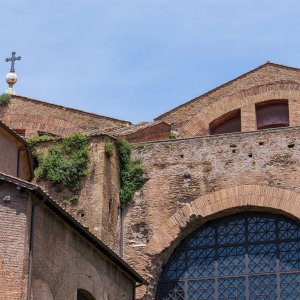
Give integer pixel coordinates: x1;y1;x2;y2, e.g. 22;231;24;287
156;213;300;300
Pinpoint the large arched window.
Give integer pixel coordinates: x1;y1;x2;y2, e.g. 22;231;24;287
256;100;289;130
156;213;300;299
77;289;95;300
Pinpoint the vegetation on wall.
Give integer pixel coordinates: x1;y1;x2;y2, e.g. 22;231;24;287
169;130;177;139
0;93;11;106
26;134;54;147
118;140;144;207
34;133;90;200
104;141;115;158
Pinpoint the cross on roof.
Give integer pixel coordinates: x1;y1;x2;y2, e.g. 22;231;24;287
5;51;21;73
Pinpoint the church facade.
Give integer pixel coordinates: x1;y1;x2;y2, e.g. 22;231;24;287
1;62;300;299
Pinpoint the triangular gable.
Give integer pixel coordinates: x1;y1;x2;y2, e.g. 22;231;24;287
155;62;300;126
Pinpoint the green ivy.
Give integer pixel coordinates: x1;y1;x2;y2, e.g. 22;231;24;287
118;140;144;207
169;130;177;139
26;134;53;147
0;93;11;106
34;133;90;193
104;141;114;158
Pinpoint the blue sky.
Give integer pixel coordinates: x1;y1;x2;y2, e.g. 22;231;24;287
1;0;299;123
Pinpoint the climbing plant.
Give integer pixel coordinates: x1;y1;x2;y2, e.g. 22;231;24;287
118;140;144;207
104;141;115;158
26;134;54;147
34;133;90;195
0;93;11;106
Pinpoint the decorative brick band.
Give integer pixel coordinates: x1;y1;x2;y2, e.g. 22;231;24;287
147;185;300;255
180;81;300;137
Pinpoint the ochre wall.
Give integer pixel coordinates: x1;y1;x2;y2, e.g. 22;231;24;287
123;126;300;299
31;203;134;300
0;182;31;300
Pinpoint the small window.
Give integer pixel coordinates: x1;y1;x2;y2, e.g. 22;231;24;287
256;100;289;130
209;109;241;135
77;289;95;300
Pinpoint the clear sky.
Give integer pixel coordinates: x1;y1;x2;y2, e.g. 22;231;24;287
1;0;299;123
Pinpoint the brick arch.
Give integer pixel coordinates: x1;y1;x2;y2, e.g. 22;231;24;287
179;81;300;137
52;257;102;300
147;185;300;256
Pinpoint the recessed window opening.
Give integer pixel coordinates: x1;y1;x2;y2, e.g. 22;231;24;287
209;109;241;135
256;100;289;130
77;289;95;300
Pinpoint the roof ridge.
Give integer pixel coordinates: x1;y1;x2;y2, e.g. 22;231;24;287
155;62;300;121
13;95;132;125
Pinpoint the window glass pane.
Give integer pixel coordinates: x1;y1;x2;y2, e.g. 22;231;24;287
156;213;300;299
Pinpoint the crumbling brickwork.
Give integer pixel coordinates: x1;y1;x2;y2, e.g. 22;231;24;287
35;135;121;252
124;127;300;299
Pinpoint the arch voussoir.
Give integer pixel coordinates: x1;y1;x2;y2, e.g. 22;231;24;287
147;185;300;256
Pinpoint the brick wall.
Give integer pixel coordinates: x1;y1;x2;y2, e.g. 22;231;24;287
123;126;300;299
0;136;19;177
125;122;171;143
155;64;300;138
35;135;121;252
31;202;134;300
0;96;130;137
0;182;31;299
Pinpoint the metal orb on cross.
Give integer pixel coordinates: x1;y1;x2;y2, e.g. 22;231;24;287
5;51;21;95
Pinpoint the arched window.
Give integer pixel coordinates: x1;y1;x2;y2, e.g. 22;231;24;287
156;213;300;299
209;109;241;135
256;100;289;130
77;289;95;300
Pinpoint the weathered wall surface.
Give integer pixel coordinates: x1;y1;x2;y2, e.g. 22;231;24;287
123;126;300;299
0;96;130;137
155;64;300;137
32;203;134;300
35;135;121;252
0;182;30;299
0;135;19;177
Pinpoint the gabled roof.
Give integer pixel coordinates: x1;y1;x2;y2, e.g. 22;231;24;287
0;120;34;180
0;172;145;285
155;62;300;121
13;95;132;125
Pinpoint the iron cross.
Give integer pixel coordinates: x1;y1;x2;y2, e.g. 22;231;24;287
5;51;21;73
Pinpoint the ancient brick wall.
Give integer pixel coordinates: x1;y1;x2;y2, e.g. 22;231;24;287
35;135;121;252
123;126;300;299
125;122;171;143
0;182;31;299
155;64;300;137
0;135;19;177
31;202;134;300
0;96;130;137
